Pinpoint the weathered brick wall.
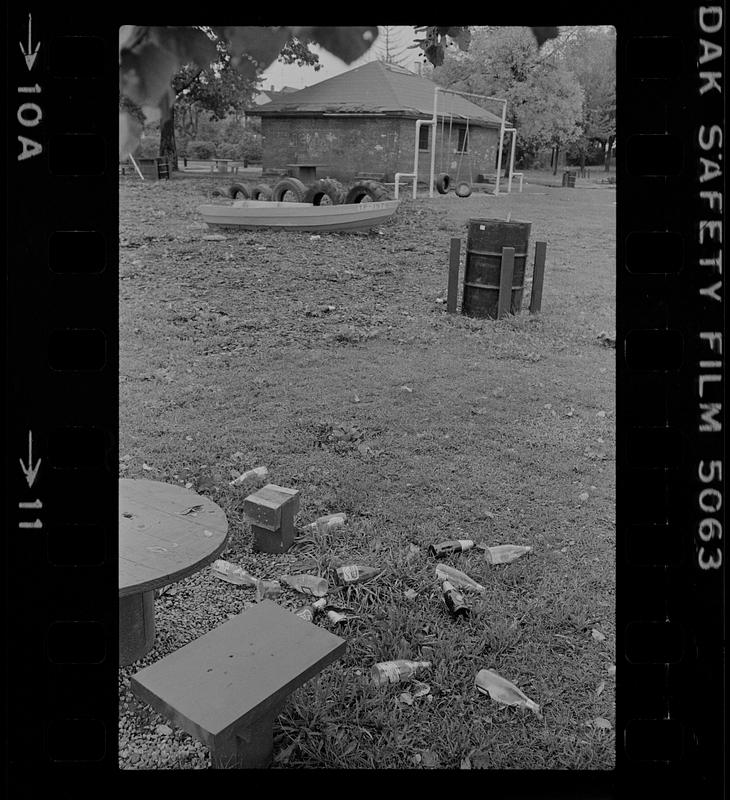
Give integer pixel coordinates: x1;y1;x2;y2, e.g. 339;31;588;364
261;115;501;185
396;120;501;183
261;116;404;182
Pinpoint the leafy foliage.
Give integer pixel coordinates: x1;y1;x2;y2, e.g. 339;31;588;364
431;27;584;156
119;26;559;157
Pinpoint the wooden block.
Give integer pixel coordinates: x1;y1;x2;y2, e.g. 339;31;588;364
131;600;346;768
243;484;300;531
530;241;547;314
447;237;460;314
497;247;515;319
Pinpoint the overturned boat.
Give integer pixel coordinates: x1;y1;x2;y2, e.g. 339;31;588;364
197;199;400;233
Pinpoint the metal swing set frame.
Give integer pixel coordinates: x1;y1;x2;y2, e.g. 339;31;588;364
394;87;519;199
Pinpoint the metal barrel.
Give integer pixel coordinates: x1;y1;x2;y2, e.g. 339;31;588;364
462;218;531;319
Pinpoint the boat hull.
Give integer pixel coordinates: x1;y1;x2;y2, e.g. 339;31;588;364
197;199;400;232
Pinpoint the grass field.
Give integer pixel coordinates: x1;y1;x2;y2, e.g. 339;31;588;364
119;172;616;769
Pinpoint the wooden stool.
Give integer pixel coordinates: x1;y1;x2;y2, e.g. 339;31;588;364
243;484;300;554
130;600;346;768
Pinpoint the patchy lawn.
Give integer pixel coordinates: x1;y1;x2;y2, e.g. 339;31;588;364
119;173;616;770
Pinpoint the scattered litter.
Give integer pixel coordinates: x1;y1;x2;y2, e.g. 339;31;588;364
202;234;227;241
435;563;486;594
596;331;616;347
309;234;321;240
398;691;414;706
293;605;316;623
412;681;431;698
607;664;616;677
211;559;257;586
401;385;413;393
596;680;606;697
142;463;154;471
326;609;358;624
428;539;475;558
579;492;590;502
302;512;346;532
475;669;542;718
155;724;172;736
184;482;194;489
419;750;440;767
404;588;418;600
591;629;606;642
335;564;382;585
589;717;613;730
255;579;282;601
435;297;446;304
230;466;268;486
481;544;533;564
203;530;213;538
371;659;431;687
280;573;329;597
442;580;471;619
405;543;421;562
180;504;203;516
596;410;607;418
122;512;133;519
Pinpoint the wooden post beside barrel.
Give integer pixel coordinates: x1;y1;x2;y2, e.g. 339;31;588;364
462;218;531;319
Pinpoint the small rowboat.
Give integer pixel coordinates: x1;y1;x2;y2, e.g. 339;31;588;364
197;199;400;232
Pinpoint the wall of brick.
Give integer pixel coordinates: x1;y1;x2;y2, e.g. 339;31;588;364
261;115;501;185
261;116;403;181
397;120;501;183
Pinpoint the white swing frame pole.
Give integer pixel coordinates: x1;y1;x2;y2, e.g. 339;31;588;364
429;86;438;198
494;99;507;196
505;128;517;194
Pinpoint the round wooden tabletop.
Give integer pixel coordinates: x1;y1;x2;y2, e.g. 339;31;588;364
119;479;229;597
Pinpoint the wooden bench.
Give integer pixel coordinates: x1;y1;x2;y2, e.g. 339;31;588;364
354;172;386;182
131;600;346;768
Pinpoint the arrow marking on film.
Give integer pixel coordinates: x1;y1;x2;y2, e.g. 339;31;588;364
19;13;41;71
19;430;41;488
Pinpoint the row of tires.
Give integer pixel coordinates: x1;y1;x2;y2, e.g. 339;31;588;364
225;177;392;205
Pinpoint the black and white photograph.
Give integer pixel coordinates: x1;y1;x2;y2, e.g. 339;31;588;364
117;24;617;769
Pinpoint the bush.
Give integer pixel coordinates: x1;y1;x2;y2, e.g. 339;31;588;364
240;130;262;164
189;140;216;160
217;142;238;159
134;137;160;158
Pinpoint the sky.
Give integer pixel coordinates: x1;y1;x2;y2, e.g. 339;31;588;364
260;26;423;91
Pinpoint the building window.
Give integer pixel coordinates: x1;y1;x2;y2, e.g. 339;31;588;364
418;125;430;151
457;127;469;153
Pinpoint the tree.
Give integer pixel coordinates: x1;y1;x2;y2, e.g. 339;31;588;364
559;26;616;171
429;27;584;170
371;26;413;66
158;29;320;169
119;26;559;158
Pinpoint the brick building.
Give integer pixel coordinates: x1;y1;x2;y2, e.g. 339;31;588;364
251;61;503;184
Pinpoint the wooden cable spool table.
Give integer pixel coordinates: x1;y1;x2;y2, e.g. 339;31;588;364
119;479;229;666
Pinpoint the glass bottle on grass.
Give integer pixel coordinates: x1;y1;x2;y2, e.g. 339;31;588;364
428;539;475;558
371;659;431;687
442;580;471;619
335;564;382;585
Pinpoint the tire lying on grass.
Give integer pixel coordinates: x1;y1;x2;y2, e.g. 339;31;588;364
228;182;250;199
250;183;273;201
303;178;346;205
271;177;308;202
435;173;451;194
344;180;391;204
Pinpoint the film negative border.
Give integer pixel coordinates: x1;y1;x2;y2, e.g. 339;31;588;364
7;8;119;780
3;3;725;795
617;3;725;797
